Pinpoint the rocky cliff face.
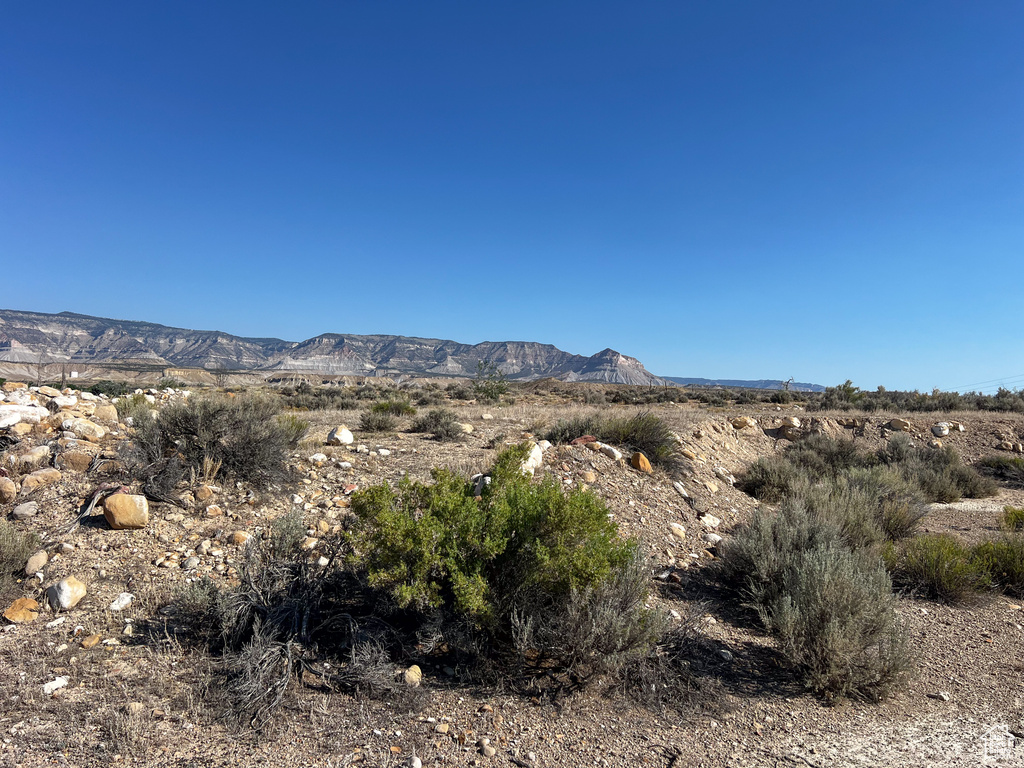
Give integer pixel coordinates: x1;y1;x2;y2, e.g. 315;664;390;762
0;309;672;385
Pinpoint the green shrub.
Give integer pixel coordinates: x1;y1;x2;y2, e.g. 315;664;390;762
126;394;293;488
740;455;804;503
1001;506;1024;531
0;520;38;598
359;411;397;433
411;409;463;441
544;414;604;445
472;361;509;403
115;392;154;421
972;535;1024;597
88;380;131;397
886;534;987;603
881;435;997;502
371;396;416;416
350;444;657;670
764;544;911;702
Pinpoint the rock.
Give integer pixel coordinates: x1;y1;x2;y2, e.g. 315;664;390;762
62;417;105;442
38;386;61;398
928;691;951;702
57;450;94;473
481;413;493;421
459;423;474;434
928;439;943;449
103;494;149;530
673;480;689;499
229;531;251;546
585;441;601;452
482;744;496;758
0;477;17;503
932;423;950;437
309;453;328;464
183;556;200;569
326;426;354;446
109;593;134;611
435;723;450;734
43;676;69;695
714;466;736;485
51;395;77;409
9;422;34;437
718;649;734;661
25;550;48;575
703;533;723;546
408;758;422;768
631;452;653;473
3;597;40;623
669;523;687;541
92;404;119;423
582;471;597;484
47;576;87;611
680;448;697;461
887;418;913;432
599;444;622;461
403;664;422;687
949;421;965;432
377;448;391;457
195;485;214;503
731;416;757;430
13;445;51;471
521;442;544;476
11;501;39;520
299;536;318;551
81;633;101;649
779;424;802;441
780;416;801;428
704;480;719;495
700;514;722;529
19;468;62;495
570;435;597;445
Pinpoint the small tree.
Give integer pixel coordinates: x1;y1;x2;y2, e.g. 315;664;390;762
473;361;508;403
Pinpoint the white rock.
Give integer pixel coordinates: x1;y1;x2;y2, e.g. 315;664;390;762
377;448;391;457
537;440;552;451
599;444;623;461
43;676;69;695
291;494;304;504
109;593;134;612
700;514;722;529
703;533;723;545
327;426;354;446
932;423;950;437
672;481;689;499
309;453;328;463
669;523;687;541
52;395;77;408
714;467;736;485
521;442;544;476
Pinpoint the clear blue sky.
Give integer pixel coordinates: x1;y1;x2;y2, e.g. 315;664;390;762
2;2;1021;392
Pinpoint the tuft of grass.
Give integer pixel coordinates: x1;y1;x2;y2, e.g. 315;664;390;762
359;411;397;433
371;396;416;416
1001;506;1024;532
885;534;988;603
544;410;678;467
972;535;1024;597
411;408;464;441
979;454;1024;485
0;520;39;598
277;413;309;447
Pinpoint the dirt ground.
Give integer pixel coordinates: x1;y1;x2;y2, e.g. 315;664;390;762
3;391;1024;768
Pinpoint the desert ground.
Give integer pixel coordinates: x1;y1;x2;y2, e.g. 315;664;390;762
2;381;1023;768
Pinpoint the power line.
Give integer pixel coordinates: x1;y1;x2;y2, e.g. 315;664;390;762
943;372;1024;393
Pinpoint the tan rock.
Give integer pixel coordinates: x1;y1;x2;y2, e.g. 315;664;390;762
57;451;93;473
928;439;943;449
403;663;423;688
2;382;27;392
680;448;697;461
228;531;251;545
669;523;687;541
92;404;119;423
47;576;87;611
585;441;602;452
25;550;48;575
631;452;652;473
780;416;801;428
0;477;16;504
704;480;719;495
731;416;758;430
194;484;214;503
20;468;62;495
887;418;913;432
582;471;597;484
9;422;33;437
38;386;61;397
81;633;101;649
780;425;802;441
3;597;40;623
103;494;149;530
14;445;51;471
62;417;105;442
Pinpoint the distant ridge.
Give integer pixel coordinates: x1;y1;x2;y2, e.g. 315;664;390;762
0;308;671;386
663;377;825;392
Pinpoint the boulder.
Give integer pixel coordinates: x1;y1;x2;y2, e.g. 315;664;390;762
46;576;87;611
326;426;354;446
61;418;105;442
103;494;149;530
887;418;913;432
51;395;77;409
57;451;93;473
631;452;653;473
3;597;40;623
38;386;61;398
931;423;950;437
731;416;758;430
13;445;51;472
93;404;119;423
0;477;16;504
779;424;802;441
780;416;801;428
19;468;62;495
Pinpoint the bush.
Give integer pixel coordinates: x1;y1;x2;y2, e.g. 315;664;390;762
350;444;658;672
115;393;154;421
886;534;987;603
359;411;397;433
126;394;293;488
972;535;1024;597
1001;506;1024;531
277;414;309;446
543;414;604;445
764;543;910;702
473;361;509;403
89;380;132;397
979;454;1024;484
371;397;416;417
0;520;38;598
739;455;804;503
411;409;463;441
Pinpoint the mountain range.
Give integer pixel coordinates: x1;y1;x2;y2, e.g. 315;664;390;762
0;309;670;386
